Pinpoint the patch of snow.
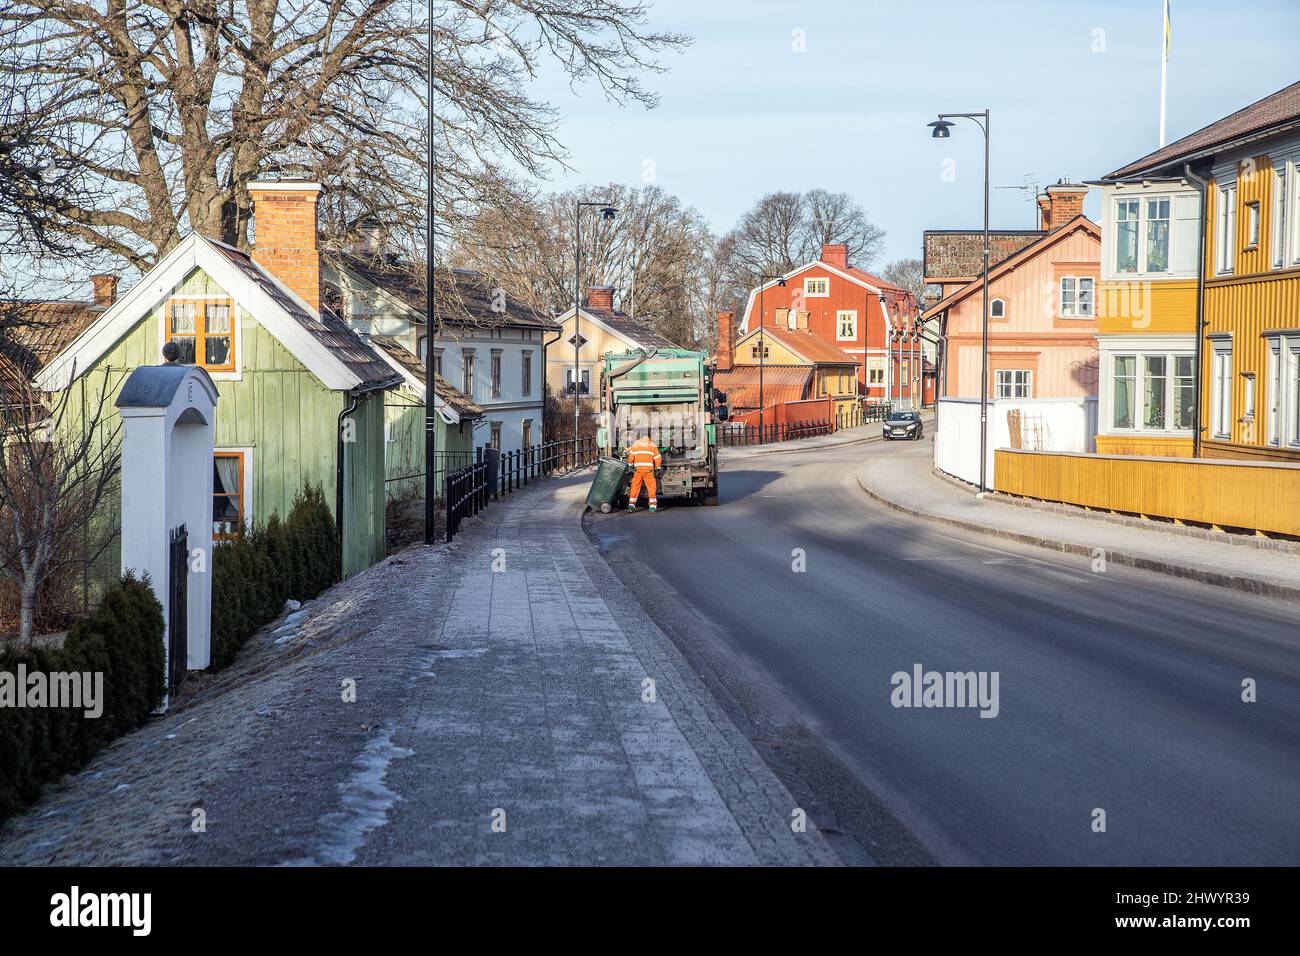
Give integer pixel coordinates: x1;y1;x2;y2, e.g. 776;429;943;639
428;648;488;659
298;724;414;866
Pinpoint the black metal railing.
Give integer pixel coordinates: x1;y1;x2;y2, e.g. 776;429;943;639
385;450;474;502
445;437;598;542
718;403;894;448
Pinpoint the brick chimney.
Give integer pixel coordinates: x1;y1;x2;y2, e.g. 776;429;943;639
586;286;614;311
90;273;118;308
714;311;735;371
1037;180;1088;232
821;243;848;270
249;180;324;312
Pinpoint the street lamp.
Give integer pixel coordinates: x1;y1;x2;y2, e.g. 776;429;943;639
573;200;618;462
929;109;990;491
757;274;787;434
424;1;438;543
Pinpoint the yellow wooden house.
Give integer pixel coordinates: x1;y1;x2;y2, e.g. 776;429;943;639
725;319;860;419
1101;81;1300;464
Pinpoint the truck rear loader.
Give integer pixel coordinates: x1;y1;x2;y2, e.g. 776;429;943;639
595;348;728;507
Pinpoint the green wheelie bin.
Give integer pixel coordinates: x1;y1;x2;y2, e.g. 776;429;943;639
586;457;630;513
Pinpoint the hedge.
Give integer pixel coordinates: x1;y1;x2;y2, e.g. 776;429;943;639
210;481;339;669
0;573;164;824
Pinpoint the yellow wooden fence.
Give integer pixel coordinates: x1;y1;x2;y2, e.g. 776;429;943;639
994;449;1300;537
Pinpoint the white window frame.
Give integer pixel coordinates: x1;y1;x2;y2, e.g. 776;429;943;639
1210;338;1233;439
1059;276;1094;318
1290;158;1300;266
867;356;886;386
1216;182;1237;275
1108;349;1196;434
1272;163;1287;269
1114;197;1142;274
994;369;1032;399
1264;332;1300;448
835;309;858;341
1245;201;1261;249
564;366;590;396
990;298;1006;319
803;277;830;298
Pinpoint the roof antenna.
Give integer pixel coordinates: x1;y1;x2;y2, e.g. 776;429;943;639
996;174;1041;227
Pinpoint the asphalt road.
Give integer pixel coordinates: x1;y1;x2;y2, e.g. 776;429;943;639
585;438;1300;865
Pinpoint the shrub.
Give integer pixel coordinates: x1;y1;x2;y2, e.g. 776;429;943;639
209;482;339;670
0;573;164;824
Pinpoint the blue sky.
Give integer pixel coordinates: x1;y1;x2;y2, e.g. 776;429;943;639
527;0;1300;267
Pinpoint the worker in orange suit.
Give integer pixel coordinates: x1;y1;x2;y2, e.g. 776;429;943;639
625;434;662;513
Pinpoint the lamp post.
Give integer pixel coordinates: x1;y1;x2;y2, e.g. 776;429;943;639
573;200;617;463
929;110;991;491
423;1;438;543
757;274;786;435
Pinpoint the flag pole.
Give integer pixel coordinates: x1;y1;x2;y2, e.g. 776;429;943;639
1159;0;1169;147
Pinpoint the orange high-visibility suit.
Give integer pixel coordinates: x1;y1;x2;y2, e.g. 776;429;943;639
625;436;662;510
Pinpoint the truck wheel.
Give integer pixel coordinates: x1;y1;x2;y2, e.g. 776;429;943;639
703;493;720;506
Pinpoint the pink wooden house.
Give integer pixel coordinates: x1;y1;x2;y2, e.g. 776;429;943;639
925;184;1101;402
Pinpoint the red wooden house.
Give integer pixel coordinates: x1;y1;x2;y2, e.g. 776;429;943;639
734;243;921;402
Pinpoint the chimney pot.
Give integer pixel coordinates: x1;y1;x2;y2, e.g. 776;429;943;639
1038;181;1088;232
821;243;849;270
91;273;118;308
585;286;614;311
248;180;324;312
714;310;735;371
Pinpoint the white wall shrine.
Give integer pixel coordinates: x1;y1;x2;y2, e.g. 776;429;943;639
115;363;218;708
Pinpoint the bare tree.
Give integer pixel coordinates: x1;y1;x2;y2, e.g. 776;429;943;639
0;307;122;645
0;1;689;273
449;182;717;347
716;189;886;315
882;257;928;303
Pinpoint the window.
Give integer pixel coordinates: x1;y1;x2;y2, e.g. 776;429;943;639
1059;276;1094;318
1112;351;1195;432
490;349;502;398
167;300;235;372
750;344;769;359
995;369;1032;399
1145;198;1171;272
867;357;885;386
462;350;475;398
522;419;533;449
1113;355;1136;428
433;348;443;378
418;335;428;362
836;310;857;340
1216;183;1237;274
1142;355;1167;429
1115;198;1140;273
1290;160;1300;266
1272;165;1287;268
1173;355;1196;430
565;367;590;395
989;298;1006;319
1245;201;1261;249
213;452;245;538
522;350;532;396
1242;372;1256;421
804;277;829;297
490;421;501;450
1265;334;1300;447
1211;340;1233;439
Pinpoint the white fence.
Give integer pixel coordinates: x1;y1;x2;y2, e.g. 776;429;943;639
934;397;1098;486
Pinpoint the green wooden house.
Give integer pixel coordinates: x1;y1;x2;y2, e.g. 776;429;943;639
36;230;403;578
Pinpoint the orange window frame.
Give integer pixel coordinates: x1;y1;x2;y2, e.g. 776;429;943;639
165;298;237;373
213;451;245;539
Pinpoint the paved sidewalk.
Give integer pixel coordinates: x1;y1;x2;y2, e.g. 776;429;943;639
859;440;1300;602
0;474;835;866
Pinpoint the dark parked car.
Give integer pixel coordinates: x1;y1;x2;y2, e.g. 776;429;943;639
883;410;923;440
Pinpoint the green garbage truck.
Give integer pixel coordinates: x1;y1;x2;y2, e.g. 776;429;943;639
594;348;728;507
